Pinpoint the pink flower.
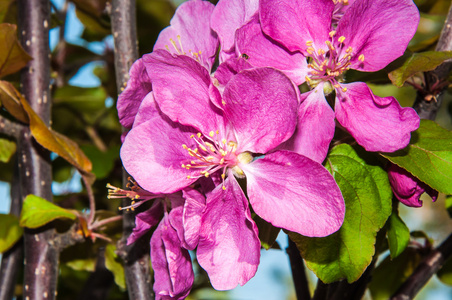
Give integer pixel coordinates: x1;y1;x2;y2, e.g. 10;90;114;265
236;0;420;152
388;164;438;208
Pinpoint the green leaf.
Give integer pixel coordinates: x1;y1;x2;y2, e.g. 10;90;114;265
105;243;126;290
369;247;423;300
388;51;452;87
0;214;23;253
81;144;119;179
382;120;452;195
19;194;77;228
253;214;281;250
0;138;16;163
437;256;452;286
0;23;32;78
53;85;107;113
290;144;392;283
386;210;410;259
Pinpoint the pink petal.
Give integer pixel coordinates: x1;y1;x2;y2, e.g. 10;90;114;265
153;0;218;70
211;0;258;54
388;164;438;208
117;58;152;129
143;50;223;134
197;175;260;290
235;15;307;85
336;0;419;71
259;0;334;54
120;114;200;194
213;57;253;87
223;67;299;153
182;188;206;250
127;201;163;245
335;82;420;152
241;150;345;237
151;216;194;300
277;85;335;163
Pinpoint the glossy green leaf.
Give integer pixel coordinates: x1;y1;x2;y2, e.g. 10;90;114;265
0;23;32;78
290;144;392;283
254;215;281;250
0;138;16;163
382;120;452;195
105;243;126;290
386;211;410;259
369;247;422;300
388;51;452;87
0;214;23;253
437;256;452;286
19;194;77;228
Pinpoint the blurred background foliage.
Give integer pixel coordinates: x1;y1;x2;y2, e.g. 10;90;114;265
0;0;451;299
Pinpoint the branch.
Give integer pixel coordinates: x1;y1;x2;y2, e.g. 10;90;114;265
110;0;154;298
287;236;311;300
0;163;23;300
413;2;452;120
0;115;23;140
18;1;58;299
391;233;452;300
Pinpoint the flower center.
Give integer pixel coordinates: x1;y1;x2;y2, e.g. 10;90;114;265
304;32;364;93
181;130;240;188
165;34;204;64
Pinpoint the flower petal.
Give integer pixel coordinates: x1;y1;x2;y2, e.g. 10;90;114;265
336;0;419;71
120;113;199;194
182;188;206;250
197;175;260;290
211;0;258;54
277;85;335;163
117;58;152;129
388;164;438;208
235;15;307;85
143;50;223;134
151;216;194;300
335;82;420;152
223;67;298;153
241;150;345;237
153;0;218;70
214;57;253;87
127;201;163;245
259;0;334;54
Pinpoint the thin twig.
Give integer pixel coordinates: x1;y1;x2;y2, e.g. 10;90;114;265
391;233;452;300
287;236;311;300
89;215;123;230
0;115;23;140
83;174;97;225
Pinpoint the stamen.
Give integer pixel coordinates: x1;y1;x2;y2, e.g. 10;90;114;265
306;40;313;47
306;47;315;55
329;31;336;38
358;54;365;62
338;36;346;43
177;35;185;54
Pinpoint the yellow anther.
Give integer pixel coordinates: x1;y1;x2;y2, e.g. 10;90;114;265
220;158;225;164
358;54;365;62
197;133;202;138
333;84;341;89
221;138;227;144
318;49;325;55
346;46;353;53
204;172;209;177
199;145;207;151
181;164;186;168
165;45;170;52
305;75;311;82
329;30;336;38
306;47;315;55
342;87;347;92
199;50;202;54
306;40;313;46
221;174;226;179
187;175;191;179
338;36;346;43
182;144;188;149
216;130;219;134
222;100;226;105
209;131;214;137
222;186;226;190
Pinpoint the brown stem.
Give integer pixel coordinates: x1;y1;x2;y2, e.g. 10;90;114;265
0;115;22;140
287;236;311;300
89;215;123;230
391;233;452;300
413;2;452;120
83;175;97;225
18;1;58;299
110;0;154;298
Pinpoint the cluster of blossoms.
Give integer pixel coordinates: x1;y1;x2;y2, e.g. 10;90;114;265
116;0;422;298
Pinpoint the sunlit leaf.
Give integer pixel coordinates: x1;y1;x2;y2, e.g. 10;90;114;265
382;120;452;195
388;51;452;87
386;210;410;259
369;247;422;300
19;194;77;228
0;80;29;123
19;95;94;178
290;144;392;283
0;138;16;163
0;23;32;78
0;214;23;253
105;243;126;290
